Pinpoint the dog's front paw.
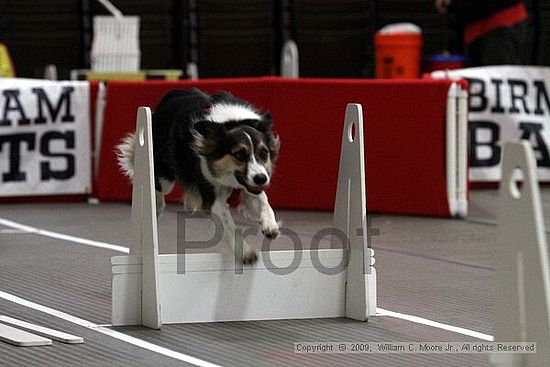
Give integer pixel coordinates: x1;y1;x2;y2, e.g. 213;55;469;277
261;222;280;239
242;248;258;265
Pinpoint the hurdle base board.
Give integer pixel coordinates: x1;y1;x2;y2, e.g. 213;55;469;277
111;249;375;324
0;316;83;344
0;323;52;347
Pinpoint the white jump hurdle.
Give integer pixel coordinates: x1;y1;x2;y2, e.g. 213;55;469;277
491;141;550;367
111;104;376;327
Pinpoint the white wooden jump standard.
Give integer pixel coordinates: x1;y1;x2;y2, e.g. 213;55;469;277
111;104;376;327
491;141;550;367
127;107;161;329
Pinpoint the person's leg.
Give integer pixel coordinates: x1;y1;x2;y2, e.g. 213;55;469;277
466;21;527;66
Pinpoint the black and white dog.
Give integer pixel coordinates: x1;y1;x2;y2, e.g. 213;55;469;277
117;88;280;264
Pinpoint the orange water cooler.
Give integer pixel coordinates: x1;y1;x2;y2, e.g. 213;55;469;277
375;24;422;79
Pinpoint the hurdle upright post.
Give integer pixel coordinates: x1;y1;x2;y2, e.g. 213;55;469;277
130;107;161;329
491;141;550;367
333;103;376;320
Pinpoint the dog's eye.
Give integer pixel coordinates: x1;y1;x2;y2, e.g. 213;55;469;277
258;148;269;161
234;149;248;162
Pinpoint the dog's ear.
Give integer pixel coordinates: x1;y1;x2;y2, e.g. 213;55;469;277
194;120;224;140
255;113;273;132
211;90;237;104
268;133;281;158
193;120;224;155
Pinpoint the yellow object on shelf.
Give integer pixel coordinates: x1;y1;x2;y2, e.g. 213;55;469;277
0;43;15;77
71;69;183;81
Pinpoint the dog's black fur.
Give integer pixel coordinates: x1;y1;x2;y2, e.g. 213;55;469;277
151;88;278;211
151;88;214;207
118;88;280;264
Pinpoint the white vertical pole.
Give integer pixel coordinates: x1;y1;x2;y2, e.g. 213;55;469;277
491;141;550;367
456;86;468;217
186;62;199;80
281;40;299;78
333;103;374;320
43;64;58;80
446;83;458;217
96;0;124;19
93;82;107;180
131;107;161;329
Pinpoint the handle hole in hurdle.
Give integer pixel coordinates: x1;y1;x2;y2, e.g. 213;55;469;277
347;121;356;143
509;166;524;199
138;127;145;147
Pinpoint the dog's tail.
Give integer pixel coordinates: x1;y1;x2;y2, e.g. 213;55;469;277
116;133;136;180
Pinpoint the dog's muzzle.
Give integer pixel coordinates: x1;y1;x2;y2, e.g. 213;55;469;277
235;173;269;195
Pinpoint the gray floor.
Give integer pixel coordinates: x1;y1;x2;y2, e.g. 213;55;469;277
0;189;547;366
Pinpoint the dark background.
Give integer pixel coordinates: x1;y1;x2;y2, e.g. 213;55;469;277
0;0;548;79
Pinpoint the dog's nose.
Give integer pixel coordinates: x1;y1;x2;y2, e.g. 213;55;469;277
253;174;268;186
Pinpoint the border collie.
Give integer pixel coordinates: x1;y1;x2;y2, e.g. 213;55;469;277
117;88;280;264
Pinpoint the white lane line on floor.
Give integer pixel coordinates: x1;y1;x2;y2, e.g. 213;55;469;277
0;218;130;254
377;308;494;341
0;290;223;367
0;229;29;234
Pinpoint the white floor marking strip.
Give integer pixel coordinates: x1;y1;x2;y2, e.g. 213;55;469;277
0;315;84;344
0;290;223;367
0;218;130;254
377;308;494;341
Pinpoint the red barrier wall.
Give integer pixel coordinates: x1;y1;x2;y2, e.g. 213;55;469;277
97;77;453;216
268;78;451;216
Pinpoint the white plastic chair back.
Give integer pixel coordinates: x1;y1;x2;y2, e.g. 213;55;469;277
91;15;141;72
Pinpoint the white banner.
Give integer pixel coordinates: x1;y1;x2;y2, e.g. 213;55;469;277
432;66;550;182
0;79;91;196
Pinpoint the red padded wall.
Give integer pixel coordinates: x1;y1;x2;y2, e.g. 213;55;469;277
266;78;451;216
97;77;453;216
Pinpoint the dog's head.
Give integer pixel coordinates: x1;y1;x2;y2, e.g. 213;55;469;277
194;115;280;194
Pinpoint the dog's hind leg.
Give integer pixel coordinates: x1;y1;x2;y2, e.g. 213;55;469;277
182;185;203;212
238;192;280;239
155;178;175;217
155;191;166;217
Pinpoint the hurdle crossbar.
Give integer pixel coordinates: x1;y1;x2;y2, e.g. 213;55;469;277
111;104;376;327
